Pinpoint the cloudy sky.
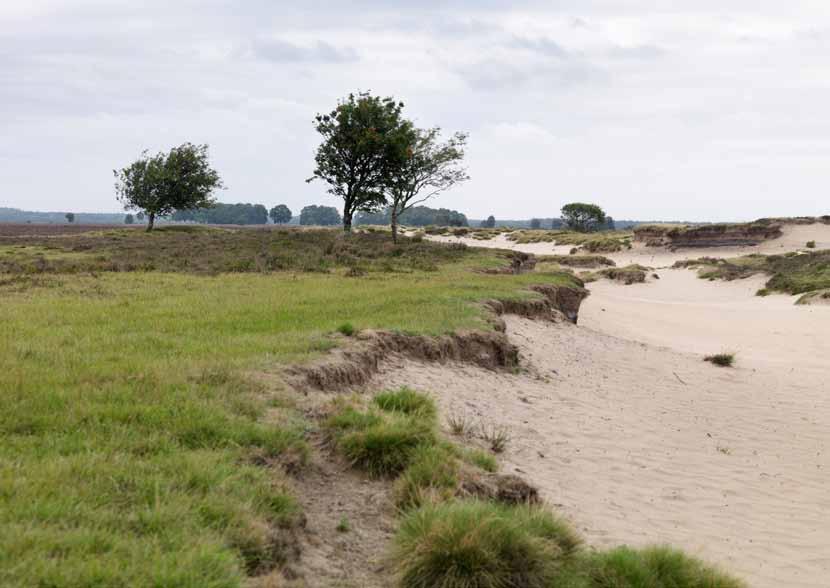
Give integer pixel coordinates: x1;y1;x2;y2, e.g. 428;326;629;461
3;1;829;221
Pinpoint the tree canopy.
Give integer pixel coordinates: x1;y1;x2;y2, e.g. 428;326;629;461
308;92;409;232
114;142;223;231
356;205;468;228
480;215;496;228
561;202;607;232
299;205;342;226
269;204;292;224
384;127;468;241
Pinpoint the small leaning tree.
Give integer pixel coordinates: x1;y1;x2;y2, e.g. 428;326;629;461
114;142;223;231
384;128;469;242
308;92;408;232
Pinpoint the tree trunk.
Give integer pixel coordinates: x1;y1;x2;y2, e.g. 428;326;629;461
146;212;155;232
391;208;399;243
343;211;352;233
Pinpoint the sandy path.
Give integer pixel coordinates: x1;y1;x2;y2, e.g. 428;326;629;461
374;317;830;587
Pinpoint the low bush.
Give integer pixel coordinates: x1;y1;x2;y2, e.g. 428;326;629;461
806;240;816;248
336;322;356;336
392;501;581;588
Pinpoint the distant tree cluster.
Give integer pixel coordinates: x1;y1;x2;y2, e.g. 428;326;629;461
299;205;341;226
172;202;268;225
308;91;469;241
269;204;292;224
561;203;608;233
480;215;496;228
65;213;75;223
356;205;468;228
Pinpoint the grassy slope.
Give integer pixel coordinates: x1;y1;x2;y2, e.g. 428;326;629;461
0;229;578;587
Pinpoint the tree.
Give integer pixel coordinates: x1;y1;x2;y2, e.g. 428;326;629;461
136;212;145;223
383;128;469;242
480;215;496;229
308;92;407;232
299;205;342;226
65;212;75;223
561;203;606;233
270;204;292;224
124;214;134;225
172;203;267;225
530;218;541;229
114;142;223;231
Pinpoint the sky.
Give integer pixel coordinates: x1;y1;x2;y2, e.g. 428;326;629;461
2;1;829;222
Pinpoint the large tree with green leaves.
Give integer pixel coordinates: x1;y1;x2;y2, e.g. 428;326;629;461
114;143;223;231
561;202;607;233
384;128;469;242
308;92;408;232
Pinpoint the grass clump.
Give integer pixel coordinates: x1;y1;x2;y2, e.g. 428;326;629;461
336;517;351;533
582;545;745;588
325;391;438;477
392;501;581;588
394;444;461;509
374;387;437;418
704;353;736;367
336;322;356;336
481;424;511;453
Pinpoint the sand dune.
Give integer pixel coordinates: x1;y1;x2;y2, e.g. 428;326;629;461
427;222;830;268
374;316;830;588
384;221;830;586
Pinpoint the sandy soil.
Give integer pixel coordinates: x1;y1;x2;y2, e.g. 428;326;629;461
373;316;830;588
427;223;830;268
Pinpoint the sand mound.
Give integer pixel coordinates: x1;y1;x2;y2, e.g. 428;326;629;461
372;315;830;588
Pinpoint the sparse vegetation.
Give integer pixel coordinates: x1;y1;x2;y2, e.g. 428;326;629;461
482;423;511;453
806;240;816;248
336;517;351;533
704;353;736;367
674;250;830;298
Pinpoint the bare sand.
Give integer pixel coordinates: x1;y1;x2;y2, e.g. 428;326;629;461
374;316;830;588
383;222;830;586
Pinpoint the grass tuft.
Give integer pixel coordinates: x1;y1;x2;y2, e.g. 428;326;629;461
704;353;736;367
374;387;436;418
336;322;356;336
392;501;580;588
583;545;745;588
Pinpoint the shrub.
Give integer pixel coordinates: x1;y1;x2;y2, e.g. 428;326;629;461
584;545;745;588
704;353;735;367
806;240;816;248
392;501;580;588
374;387;436;418
336;322;356;336
336;516;351;533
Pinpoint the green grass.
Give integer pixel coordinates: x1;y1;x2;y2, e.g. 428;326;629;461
0;228;580;587
580;545;744;588
374;387;437;418
392;501;581;588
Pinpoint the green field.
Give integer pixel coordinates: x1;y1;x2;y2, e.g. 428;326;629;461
0;227;579;587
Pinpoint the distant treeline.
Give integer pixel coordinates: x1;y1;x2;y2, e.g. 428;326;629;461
171;203;269;225
356;206;469;227
0;207;125;224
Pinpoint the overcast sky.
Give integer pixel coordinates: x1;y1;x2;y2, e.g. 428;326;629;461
3;1;829;221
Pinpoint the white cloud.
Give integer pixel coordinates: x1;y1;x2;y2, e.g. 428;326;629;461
1;1;829;220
